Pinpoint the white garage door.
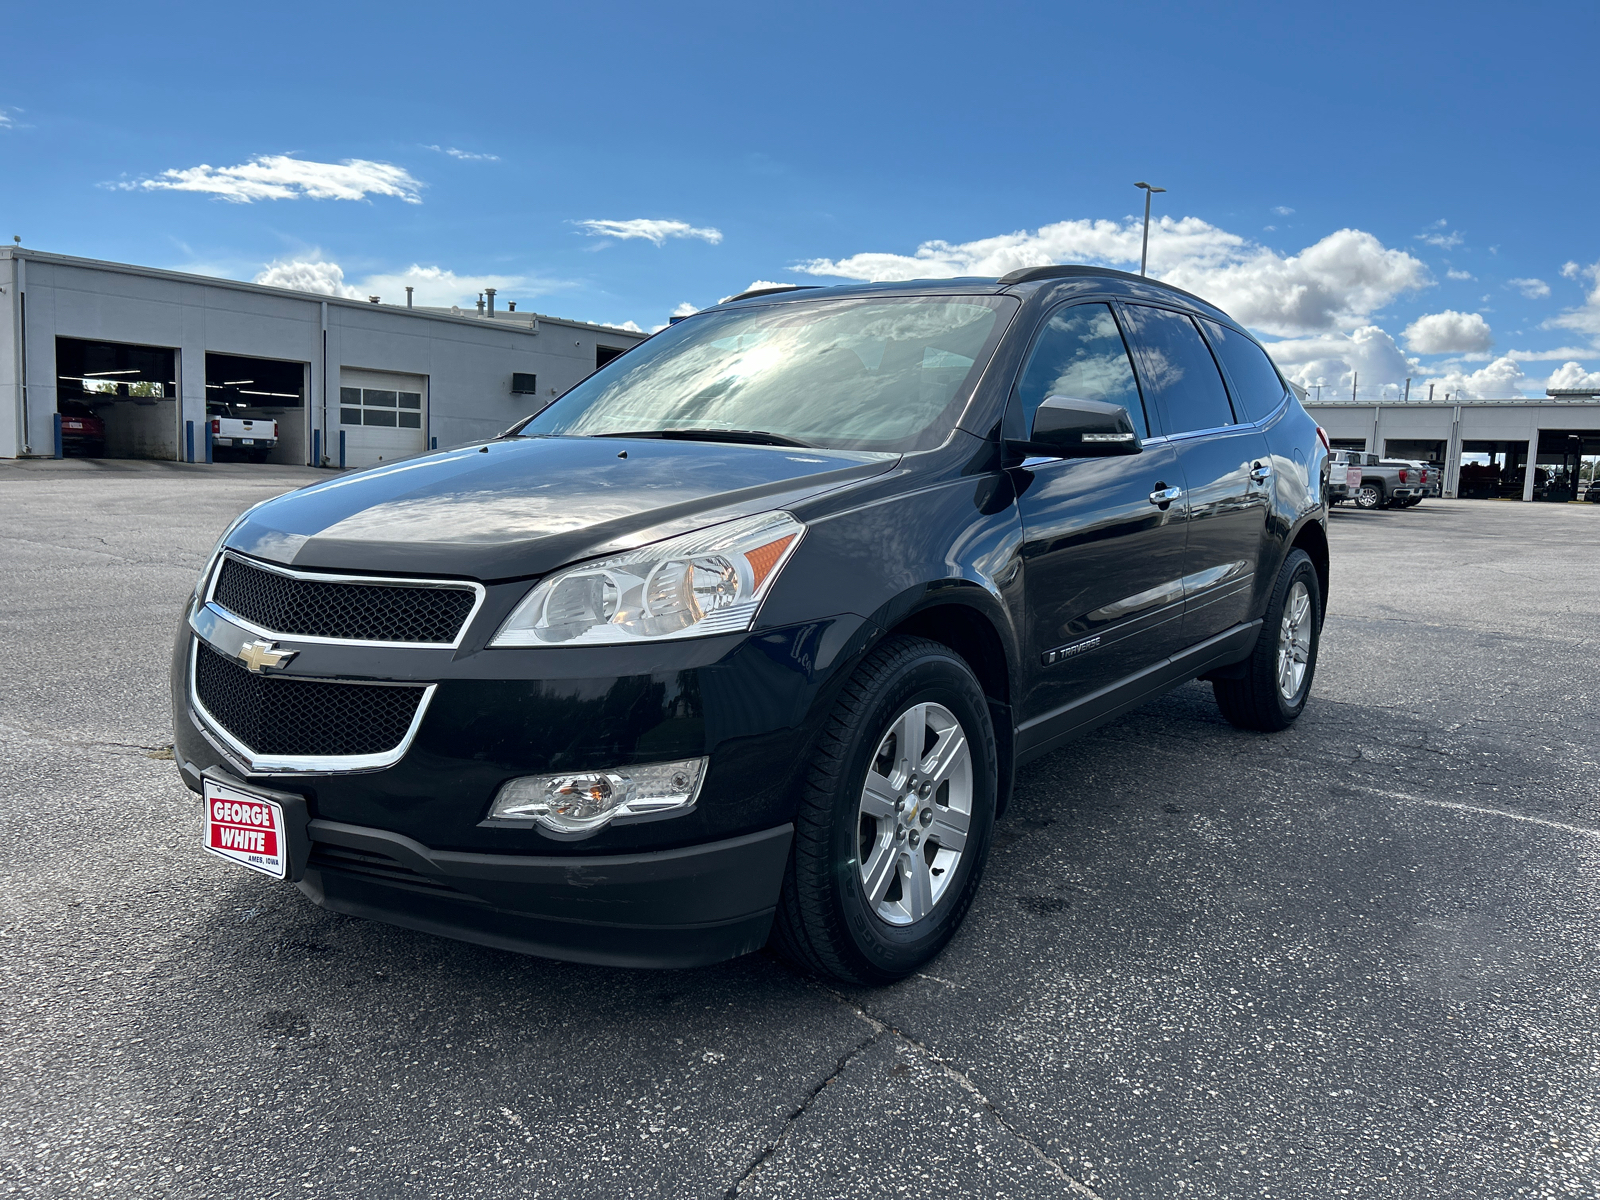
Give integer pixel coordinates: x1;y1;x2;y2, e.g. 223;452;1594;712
338;368;428;469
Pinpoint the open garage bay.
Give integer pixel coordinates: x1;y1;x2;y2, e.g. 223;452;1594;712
1;460;1597;1199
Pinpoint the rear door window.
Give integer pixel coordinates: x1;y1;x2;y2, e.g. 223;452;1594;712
1012;302;1148;439
1199;318;1288;422
1120;305;1235;435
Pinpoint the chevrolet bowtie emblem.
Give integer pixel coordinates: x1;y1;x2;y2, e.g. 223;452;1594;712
237;640;297;674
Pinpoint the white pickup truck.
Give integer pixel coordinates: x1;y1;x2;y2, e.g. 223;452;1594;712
208;405;278;463
1328;449;1364;503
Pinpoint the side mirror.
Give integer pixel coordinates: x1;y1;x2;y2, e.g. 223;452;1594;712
1007;396;1142;458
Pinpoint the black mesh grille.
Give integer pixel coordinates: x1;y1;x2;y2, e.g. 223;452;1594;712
213;556;475;644
194;641;425;757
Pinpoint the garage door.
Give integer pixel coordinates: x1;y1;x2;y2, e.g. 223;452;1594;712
338;368;428;469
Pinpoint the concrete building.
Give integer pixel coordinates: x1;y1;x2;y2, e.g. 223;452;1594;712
1304;393;1600;501
1;248;648;469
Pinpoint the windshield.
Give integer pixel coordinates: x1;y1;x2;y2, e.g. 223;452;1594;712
515;295;1016;452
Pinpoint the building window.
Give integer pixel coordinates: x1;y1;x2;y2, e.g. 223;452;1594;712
341;387;422;428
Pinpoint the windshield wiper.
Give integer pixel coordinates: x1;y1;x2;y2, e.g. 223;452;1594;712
596;428;815;448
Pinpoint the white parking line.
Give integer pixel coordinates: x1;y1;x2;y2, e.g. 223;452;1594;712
1351;786;1600;841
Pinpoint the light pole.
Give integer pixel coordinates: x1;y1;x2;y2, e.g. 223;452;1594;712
1135;181;1166;276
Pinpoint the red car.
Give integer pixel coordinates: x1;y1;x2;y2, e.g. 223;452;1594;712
58;401;106;457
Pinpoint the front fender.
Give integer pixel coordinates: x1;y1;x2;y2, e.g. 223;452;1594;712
758;468;1026;681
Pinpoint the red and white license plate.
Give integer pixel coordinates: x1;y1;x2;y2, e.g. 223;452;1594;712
203;778;288;879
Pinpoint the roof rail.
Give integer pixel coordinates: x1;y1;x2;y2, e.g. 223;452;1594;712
722;285;821;303
998;263;1146;285
997;262;1220;311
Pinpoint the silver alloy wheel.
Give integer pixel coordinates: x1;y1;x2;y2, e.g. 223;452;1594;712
1277;580;1313;700
857;701;973;927
1355;484;1381;508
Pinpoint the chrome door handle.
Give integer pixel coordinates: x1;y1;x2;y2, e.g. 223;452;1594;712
1249;463;1272;482
1148;485;1183;507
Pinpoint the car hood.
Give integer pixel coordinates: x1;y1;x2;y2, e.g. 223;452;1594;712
227;436;898;579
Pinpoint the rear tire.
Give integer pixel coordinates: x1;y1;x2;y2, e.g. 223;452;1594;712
771;636;997;986
1354;483;1384;509
1212;549;1321;732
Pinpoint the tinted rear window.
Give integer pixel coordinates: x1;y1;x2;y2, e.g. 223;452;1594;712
1200;319;1287;422
1120;305;1235;434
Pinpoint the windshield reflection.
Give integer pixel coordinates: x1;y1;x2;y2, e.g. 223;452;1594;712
520;296;1016;453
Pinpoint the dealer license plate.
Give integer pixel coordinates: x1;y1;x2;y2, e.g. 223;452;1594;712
239;438;255;446
203;778;288;879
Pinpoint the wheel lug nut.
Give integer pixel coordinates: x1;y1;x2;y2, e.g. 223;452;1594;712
909;830;920;846
919;781;933;798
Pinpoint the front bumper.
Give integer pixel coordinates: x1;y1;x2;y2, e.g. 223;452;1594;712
300;813;794;968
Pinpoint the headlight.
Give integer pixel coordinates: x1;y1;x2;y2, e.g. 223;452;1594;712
491;510;804;646
485;757;708;836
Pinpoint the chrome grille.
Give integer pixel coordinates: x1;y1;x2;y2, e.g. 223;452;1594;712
212;555;477;644
194;641;425;758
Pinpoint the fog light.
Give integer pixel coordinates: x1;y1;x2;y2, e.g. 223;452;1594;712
487;757;708;836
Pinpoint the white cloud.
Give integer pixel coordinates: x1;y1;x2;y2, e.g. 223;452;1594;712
575;218;722;246
799;217;1429;337
423;144;499;161
117;155;423;204
252;258;557;308
355;264;534;307
1403;310;1493;354
1421;355;1526;399
671;302;699;317
1545;361;1600;391
1272;206;1295;216
1262;326;1417;399
1416;220;1464;249
1446;268;1475;281
252;259;363;297
0;109;12;129
1508;277;1550;298
1505;346;1600;362
1546;260;1600;335
604;319;645;332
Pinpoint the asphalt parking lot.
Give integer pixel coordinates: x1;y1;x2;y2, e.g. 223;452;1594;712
2;457;1598;1199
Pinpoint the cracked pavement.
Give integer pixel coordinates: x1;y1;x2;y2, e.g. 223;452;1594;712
2;459;1598;1198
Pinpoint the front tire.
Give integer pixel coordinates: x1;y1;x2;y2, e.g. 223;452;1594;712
1212;549;1322;732
772;636;997;986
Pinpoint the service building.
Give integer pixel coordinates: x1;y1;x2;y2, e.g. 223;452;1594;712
1;248;648;469
1304;394;1600;501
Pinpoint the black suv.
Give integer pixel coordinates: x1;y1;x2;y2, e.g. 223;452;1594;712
172;266;1329;985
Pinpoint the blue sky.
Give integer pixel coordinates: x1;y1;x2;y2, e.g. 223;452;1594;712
5;0;1598;399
